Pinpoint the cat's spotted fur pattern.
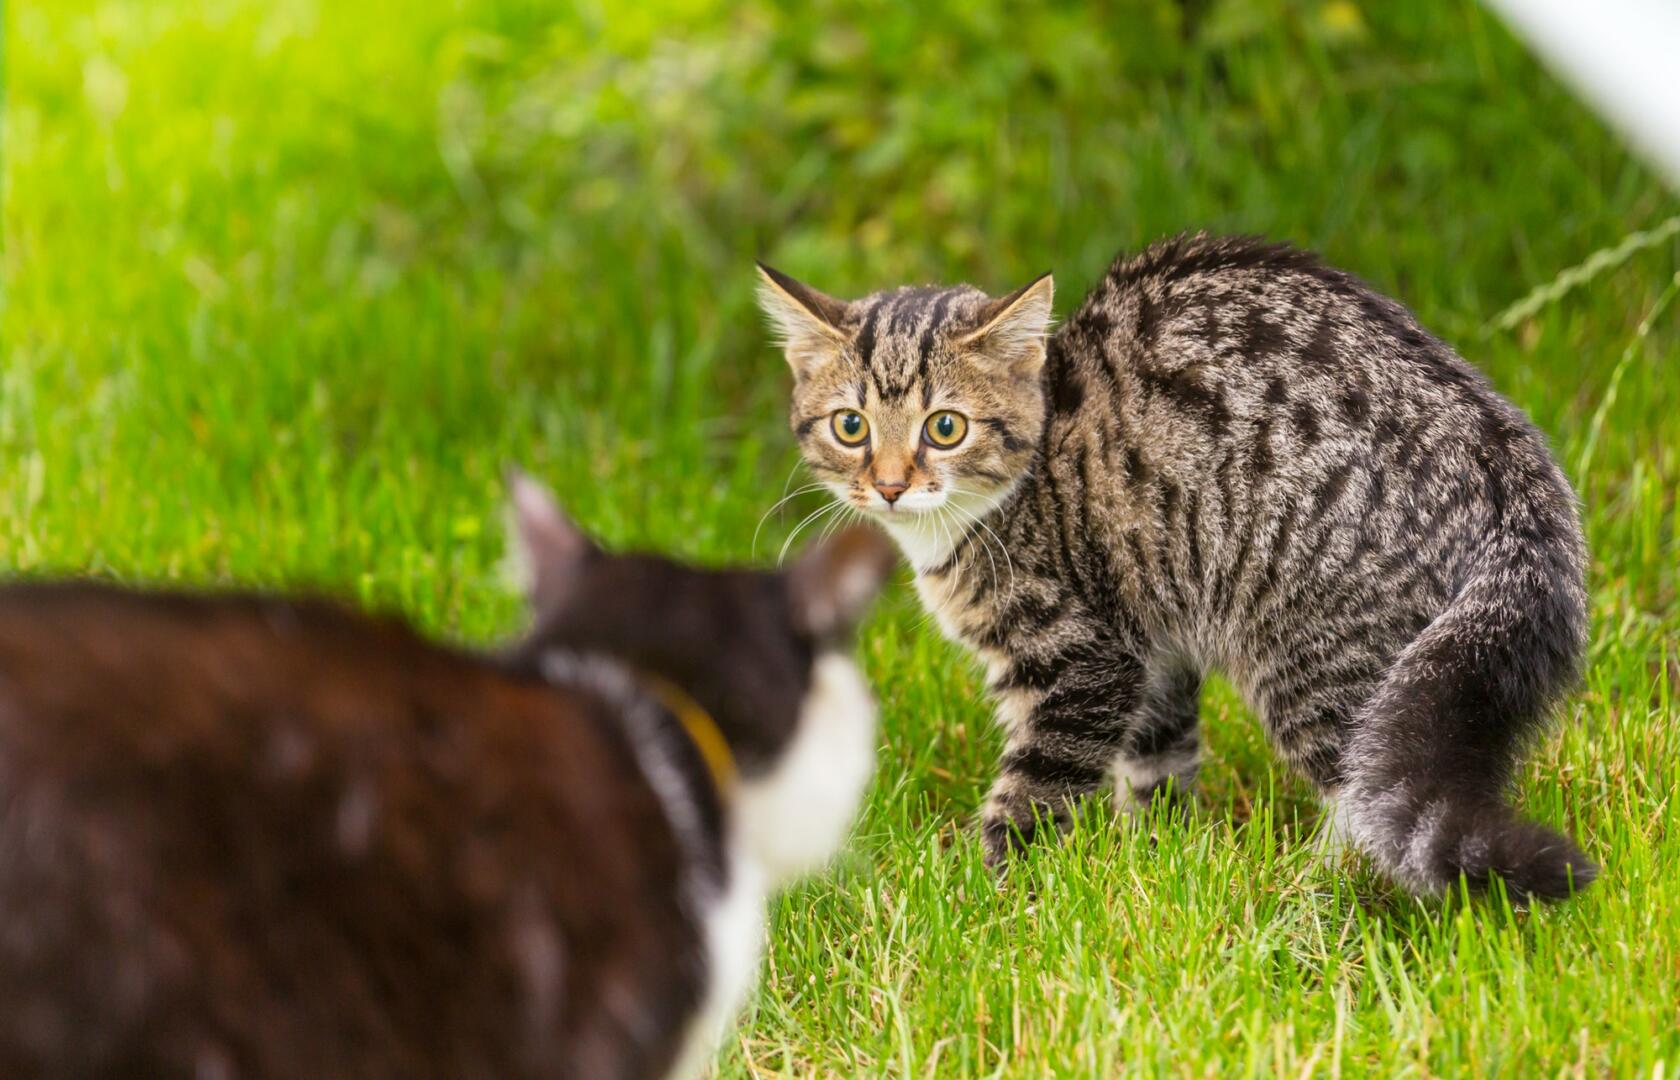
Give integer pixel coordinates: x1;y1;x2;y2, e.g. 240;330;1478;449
761;234;1594;900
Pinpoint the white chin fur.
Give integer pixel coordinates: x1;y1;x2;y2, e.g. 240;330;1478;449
732;652;877;885
888;488;949;513
870;487;1012;572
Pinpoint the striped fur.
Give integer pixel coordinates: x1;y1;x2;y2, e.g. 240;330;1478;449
761;234;1595;901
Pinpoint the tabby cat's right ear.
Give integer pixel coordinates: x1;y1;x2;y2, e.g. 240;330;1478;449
756;263;851;380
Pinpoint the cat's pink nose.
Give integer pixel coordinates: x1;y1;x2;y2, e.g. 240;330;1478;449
873;479;909;504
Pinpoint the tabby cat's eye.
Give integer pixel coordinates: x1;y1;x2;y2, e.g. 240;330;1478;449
923;411;969;448
832;409;870;446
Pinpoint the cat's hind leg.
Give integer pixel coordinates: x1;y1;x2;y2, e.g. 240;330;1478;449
1253;679;1371;868
1111;660;1202;817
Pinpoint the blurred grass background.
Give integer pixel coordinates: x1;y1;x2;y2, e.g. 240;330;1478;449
4;0;1678;1075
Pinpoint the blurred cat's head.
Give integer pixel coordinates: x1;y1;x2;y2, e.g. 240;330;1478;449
503;472;895;881
756;264;1053;566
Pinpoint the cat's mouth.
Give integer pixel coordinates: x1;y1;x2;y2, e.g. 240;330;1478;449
857;490;948;515
823;480;939;516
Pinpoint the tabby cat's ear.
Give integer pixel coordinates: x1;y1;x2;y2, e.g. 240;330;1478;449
957;272;1054;379
787;526;897;641
756;263;851;380
506;468;596;612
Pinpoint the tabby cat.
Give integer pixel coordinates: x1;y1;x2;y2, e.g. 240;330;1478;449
0;473;894;1079
758;234;1594;900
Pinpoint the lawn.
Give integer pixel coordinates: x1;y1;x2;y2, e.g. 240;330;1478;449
4;1;1678;1075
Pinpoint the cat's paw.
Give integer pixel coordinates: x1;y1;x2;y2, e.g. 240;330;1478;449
979;793;1074;871
980;814;1040;871
1114;774;1194;823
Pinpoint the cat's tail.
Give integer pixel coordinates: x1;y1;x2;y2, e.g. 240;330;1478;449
1341;492;1594;901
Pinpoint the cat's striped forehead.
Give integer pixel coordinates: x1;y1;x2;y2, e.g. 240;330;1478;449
835;285;991;401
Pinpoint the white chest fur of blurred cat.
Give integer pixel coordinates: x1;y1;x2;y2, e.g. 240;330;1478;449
663;653;878;1079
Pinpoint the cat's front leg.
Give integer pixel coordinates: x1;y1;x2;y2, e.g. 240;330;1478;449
979;638;1148;867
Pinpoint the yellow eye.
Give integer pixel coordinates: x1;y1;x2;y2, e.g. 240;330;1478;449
923;411;968;448
832;410;870;446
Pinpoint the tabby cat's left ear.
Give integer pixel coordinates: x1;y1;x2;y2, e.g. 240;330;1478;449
958;272;1054;379
756;263;851;380
505;468;596;612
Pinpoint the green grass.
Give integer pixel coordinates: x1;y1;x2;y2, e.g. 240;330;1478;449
4;0;1678;1075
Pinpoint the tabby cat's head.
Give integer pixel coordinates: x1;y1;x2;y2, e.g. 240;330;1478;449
757;265;1054;555
504;472;895;881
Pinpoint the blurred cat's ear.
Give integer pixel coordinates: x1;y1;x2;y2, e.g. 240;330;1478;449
958;272;1054;378
787;526;897;640
505;468;596;611
756;263;851;379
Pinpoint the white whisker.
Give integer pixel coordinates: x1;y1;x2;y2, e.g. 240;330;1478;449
777;501;850;565
753;481;830;558
946;487;1017;600
960;504;1001;595
816;500;861;544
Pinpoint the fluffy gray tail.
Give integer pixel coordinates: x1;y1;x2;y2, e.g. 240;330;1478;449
1344;520;1594;901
